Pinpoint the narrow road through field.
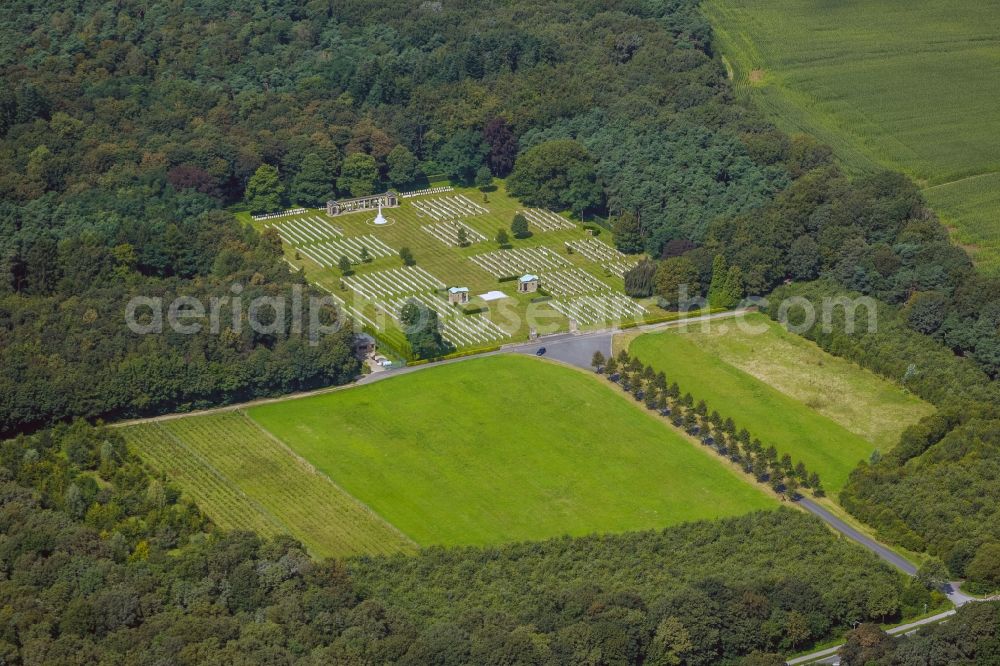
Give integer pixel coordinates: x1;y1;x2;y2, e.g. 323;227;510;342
788;499;992;664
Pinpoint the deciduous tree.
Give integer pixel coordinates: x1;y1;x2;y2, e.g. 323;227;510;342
292;153;334;206
508;139;602;216
338;153;379;197
245;164;285;214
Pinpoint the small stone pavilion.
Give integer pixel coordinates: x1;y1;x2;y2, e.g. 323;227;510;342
518;274;540;293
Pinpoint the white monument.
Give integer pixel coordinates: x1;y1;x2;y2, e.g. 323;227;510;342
373;201;387;225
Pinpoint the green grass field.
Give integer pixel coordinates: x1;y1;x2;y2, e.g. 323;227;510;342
124;412;416;558
628;314;933;492
248;355;777;546
703;0;1000;272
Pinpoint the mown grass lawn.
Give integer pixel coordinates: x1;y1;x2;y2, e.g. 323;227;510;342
248;355;777;547
628;314;934;493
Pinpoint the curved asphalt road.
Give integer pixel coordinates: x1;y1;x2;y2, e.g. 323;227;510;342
797;498;916;575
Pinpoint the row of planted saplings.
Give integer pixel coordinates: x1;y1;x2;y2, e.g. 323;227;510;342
591;350;826;499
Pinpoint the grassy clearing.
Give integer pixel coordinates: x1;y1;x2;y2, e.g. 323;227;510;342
124;412;416;558
628;314;933;492
703;0;1000;271
248;355;778;547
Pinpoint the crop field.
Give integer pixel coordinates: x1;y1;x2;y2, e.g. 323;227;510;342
124;412;416;558
241;183;650;354
248;355;777;546
703;0;1000;272
924;173;1000;273
628;314;934;492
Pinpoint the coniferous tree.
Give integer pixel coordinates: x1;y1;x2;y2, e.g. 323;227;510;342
511;213;529;238
645;387;659;410
612;210;643;254
655;371;668;391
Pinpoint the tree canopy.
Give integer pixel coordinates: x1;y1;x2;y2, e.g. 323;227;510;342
508;139;603;216
245;164;285;214
338;153;380;197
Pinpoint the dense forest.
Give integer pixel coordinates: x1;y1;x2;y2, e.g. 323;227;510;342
1;422;936;665
614;122;1000;590
0;195;360;436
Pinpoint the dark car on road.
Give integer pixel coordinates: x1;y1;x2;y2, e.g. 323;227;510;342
535;347;546;356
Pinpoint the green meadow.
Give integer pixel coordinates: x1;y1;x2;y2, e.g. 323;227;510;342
126;356;777;554
628;314;933;492
247;355;777;547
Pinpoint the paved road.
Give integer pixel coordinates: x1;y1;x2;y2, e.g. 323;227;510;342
787;609;958;665
788;499;982;664
798;498;917;576
510;330;613;368
788;500;993;664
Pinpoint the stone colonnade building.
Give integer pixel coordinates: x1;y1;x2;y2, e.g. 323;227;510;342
327;191;399;216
